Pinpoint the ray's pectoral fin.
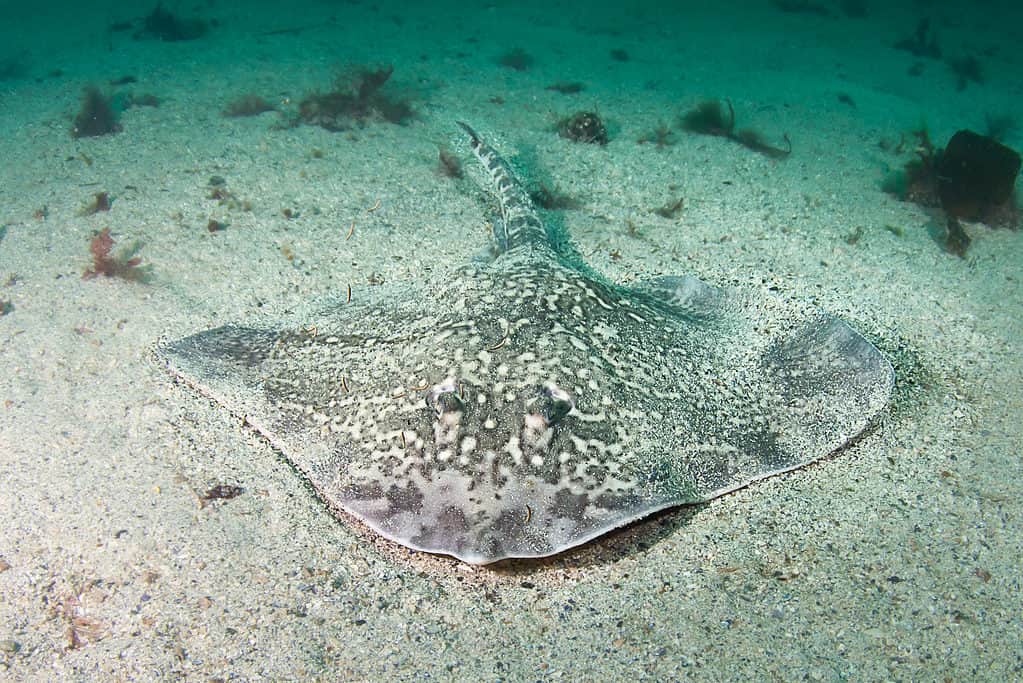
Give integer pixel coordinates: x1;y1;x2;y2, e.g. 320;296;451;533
160;325;276;375
765;313;893;408
632;274;730;320
157;325;280;406
754;312;894;475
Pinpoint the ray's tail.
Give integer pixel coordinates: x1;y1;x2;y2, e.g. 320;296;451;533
458;122;552;256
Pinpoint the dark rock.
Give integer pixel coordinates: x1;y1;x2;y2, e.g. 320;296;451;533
937;130;1020;223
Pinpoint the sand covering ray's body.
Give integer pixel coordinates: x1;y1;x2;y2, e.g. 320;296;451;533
157;122;894;564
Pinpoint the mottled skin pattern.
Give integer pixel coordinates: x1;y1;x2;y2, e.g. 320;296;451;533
158;123;894;564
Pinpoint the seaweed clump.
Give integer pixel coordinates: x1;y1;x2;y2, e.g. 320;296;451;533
79;191;112;216
558;111;608;145
637;122;675;149
137;3;208;41
680;100;734;137
205;176;250;211
894;18;941;59
436;146;463;179
223;94;276;118
496;48;533;71
546;82;585;95
200;484;244;503
881;127;940;207
72;87;120;138
655;196;685;219
531;184;583;210
0;56;28;81
679;99;791;159
83;228;150;281
298;65;413;131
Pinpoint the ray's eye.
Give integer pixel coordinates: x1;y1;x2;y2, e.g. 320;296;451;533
427;380;465;418
534;383;573;425
432;391;464;417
